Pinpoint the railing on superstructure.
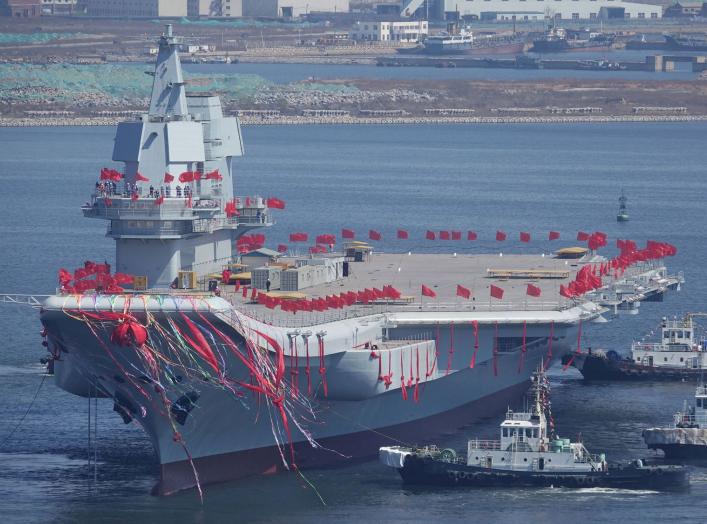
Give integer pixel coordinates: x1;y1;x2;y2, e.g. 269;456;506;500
674;412;707;427
468;439;502;451
631;341;698;352
82;194;273;230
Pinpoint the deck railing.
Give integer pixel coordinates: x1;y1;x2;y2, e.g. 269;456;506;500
468;439;502;451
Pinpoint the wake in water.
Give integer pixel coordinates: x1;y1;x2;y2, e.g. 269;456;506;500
0;364;46;376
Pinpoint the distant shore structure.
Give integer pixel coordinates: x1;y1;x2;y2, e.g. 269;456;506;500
400;0;662;21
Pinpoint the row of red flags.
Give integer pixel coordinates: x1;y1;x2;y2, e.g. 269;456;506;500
559;240;677;298
245;285;402;314
422;283;540;300
287;229;615;244
101;168;223;184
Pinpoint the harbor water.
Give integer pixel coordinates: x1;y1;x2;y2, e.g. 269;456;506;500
0;122;706;523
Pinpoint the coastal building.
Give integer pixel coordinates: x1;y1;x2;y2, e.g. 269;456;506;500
188;0;221;16
239;0;349;17
663;2;705;17
350;19;428;42
0;0;41;16
400;0;662;20
84;0;189;17
41;0;77;14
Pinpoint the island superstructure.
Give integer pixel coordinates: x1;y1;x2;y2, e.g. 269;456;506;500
36;26;683;496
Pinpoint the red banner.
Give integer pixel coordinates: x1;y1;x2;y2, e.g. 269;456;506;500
342;228;355;239
520;232;531;243
549;231;560;241
456;284;471;299
496;231;506;241
490;285;504;299
397;229;408;239
369;229;382;241
421;285;436;298
266;197;285;209
467;231;477;241
526;284;541;297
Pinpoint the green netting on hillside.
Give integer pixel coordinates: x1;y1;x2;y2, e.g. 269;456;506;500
0;63;272;103
0;32;88;44
154;17;326;29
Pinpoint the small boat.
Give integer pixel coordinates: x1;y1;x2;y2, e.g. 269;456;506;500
379;366;688;490
566;314;707;381
617;189;629;222
644;384;707;459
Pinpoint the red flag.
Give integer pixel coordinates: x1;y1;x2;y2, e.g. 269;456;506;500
467;231;477;241
154;195;164;206
277;244;288;253
526;284;541;297
520;232;531;243
164;173;174;183
397;229;409;239
135;172;150;182
549;231;560;241
440;230;450;240
193;171;202;181
131;193;139;201
316;234;336;245
178;171;194;183
205;169;222;181
456;284;471;299
490;285;504;299
451;231;462;240
369;229;382;241
342;228;355;239
577;231;589;241
266;197;285;209
426;230;436;240
104;198;112;207
560;284;574;298
421;285;436;298
496;231;506;241
289;232;308;242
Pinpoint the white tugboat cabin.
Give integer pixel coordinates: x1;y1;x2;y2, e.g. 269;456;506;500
631;316;706;370
465;372;607;473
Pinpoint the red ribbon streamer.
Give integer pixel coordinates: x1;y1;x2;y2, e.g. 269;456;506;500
470;320;479;368
518;320;527;374
493;321;499;377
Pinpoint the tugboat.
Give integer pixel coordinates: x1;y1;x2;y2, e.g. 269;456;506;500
379;366;688;490
617;189;629;222
529;26;614;54
644;385;707;459
566;315;707;381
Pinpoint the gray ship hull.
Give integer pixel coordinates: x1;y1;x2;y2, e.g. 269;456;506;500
40;295;573;494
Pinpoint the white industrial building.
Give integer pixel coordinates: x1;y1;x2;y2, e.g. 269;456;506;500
225;0;349;18
350;20;428;42
86;0;192;17
400;0;662;20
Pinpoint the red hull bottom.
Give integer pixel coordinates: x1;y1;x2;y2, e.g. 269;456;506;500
155;380;530;495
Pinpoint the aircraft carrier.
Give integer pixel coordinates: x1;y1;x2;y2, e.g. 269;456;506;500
30;26;682;495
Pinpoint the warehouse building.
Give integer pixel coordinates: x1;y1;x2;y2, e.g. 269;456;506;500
400;0;662;20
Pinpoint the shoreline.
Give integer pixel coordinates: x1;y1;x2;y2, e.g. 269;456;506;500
2;115;707;127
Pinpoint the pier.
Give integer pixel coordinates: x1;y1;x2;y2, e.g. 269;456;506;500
376;54;707;73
